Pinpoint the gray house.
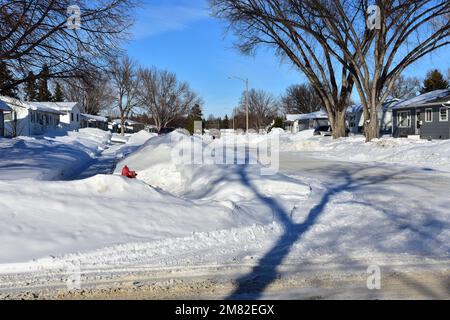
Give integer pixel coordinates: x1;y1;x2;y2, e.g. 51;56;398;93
0;100;12;137
392;89;450;139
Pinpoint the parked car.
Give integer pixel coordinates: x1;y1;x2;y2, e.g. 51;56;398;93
314;125;332;136
158;127;176;135
314;125;350;136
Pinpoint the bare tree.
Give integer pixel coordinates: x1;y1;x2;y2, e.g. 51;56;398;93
110;56;140;136
239;89;278;130
281;84;322;115
0;0;136;93
386;75;421;100
62;71;114;115
138;67;202;131
210;0;360;138
211;0;449;141
297;0;449;141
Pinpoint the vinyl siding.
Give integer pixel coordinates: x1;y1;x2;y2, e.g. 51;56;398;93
420;106;449;140
393;109;416;137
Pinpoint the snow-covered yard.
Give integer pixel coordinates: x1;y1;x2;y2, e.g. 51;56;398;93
279;129;450;172
0;128;449;299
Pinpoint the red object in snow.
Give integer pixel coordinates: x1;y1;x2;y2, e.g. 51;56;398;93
121;165;138;179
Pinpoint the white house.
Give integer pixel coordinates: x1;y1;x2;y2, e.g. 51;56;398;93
0;96;63;137
81;113;109;131
0;100;11;137
29;102;81;130
285;110;329;133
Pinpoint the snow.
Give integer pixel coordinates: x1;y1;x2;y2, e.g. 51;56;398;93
0;128;449;297
0;130;310;264
278;129;450;171
393;89;450;109
29;102;78;112
0;96;63;114
286;110;328;122
0;128;112;180
80;113;108;122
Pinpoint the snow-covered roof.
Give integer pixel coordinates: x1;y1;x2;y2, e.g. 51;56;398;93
392;89;450;109
29;102;79;113
347;99;400;113
0;100;11;112
112;119;144;125
81;113;108;122
0;96;64;114
286;110;328;121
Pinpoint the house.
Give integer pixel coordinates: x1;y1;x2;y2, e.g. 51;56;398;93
81;113;109;131
392;89;450;140
30;102;81;130
346;99;399;135
0;96;63;137
112;119;146;133
0;100;12;137
285;110;329;133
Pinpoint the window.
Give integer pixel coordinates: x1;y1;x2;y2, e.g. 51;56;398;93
71;113;74;122
439;107;448;122
76;113;79;122
397;111;411;128
425;108;433;122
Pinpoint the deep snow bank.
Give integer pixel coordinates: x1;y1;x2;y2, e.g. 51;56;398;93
0;128;112;180
0;174;267;263
114;130;311;208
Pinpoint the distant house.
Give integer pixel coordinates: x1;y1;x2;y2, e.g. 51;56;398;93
0;96;63;137
346;99;399;135
0;100;11;137
392;89;450;140
112;119;146;133
29;102;81;131
285;110;329;133
80;113;109;131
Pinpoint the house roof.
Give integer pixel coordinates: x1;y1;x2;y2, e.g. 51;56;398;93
29;102;79;113
112;119;144;125
392;89;450;110
0;96;64;115
81;113;108;122
347;99;400;113
286;110;328;121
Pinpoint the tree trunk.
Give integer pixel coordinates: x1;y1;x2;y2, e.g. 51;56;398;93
364;104;380;142
120;115;125;136
331;109;347;139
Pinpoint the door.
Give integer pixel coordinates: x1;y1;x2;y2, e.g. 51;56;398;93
415;110;421;135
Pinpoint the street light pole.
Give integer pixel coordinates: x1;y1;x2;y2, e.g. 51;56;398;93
229;76;249;132
245;78;249;133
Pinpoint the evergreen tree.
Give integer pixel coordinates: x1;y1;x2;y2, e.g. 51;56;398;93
38;64;53;101
186;104;204;134
222;115;230;129
25;71;38;101
53;82;64;102
420;69;449;93
271;117;284;129
0;61;18;98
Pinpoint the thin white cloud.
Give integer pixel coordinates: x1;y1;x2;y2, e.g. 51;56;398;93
132;2;209;39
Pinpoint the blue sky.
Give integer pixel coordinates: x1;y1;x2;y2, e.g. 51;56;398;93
125;0;449;117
